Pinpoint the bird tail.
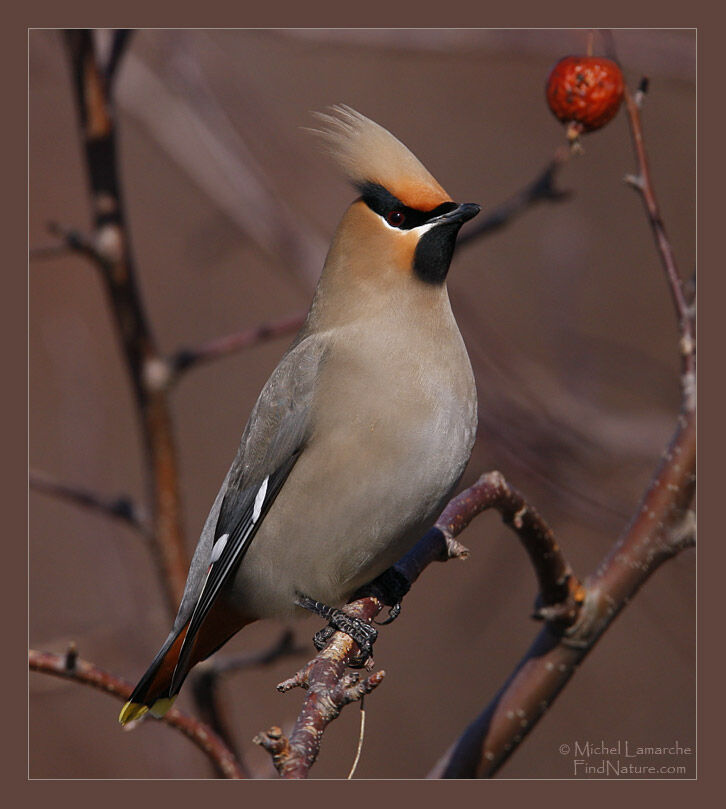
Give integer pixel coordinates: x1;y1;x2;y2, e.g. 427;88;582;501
119;622;190;725
119;602;251;725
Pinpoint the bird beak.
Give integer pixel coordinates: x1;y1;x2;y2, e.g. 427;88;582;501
429;202;481;227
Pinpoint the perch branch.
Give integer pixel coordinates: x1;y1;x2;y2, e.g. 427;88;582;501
254;598;386;778
30;468;149;536
255;470;582;777
29;648;245;779
62;30;189;615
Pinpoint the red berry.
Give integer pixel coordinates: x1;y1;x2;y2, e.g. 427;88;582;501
546;56;624;133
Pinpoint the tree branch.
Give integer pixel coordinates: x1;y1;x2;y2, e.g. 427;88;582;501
623;80;696;411
62;30;189;615
169;312;306;380
254;470;583;777
254;598;386;778
458;146;571;247
30;468;149;536
429;413;695;778
29;648;245;779
428;75;696;779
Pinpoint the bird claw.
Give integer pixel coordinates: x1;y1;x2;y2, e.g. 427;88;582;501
374;602;401;625
296;594;378;668
312;624;335;650
315;608;378;668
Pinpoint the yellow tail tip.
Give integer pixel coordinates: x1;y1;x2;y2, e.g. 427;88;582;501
119;701;149;725
119;696;177;725
149;696;176;718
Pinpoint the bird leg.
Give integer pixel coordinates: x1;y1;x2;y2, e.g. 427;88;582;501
354;566;411;625
295;594;378;668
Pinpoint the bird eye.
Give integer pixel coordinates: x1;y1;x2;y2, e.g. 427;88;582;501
386;210;405;227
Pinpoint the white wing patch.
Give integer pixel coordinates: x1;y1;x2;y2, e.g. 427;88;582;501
210;533;229;565
252;476;269;524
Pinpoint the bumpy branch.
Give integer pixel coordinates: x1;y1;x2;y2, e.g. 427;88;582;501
254;598;387;778
29;648;245;779
426;471;583;624
61;30;189;615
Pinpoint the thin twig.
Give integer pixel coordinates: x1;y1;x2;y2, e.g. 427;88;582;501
30;468;149;537
458;147;571;246
169;312;306;379
29;648;245;779
623;82;696;410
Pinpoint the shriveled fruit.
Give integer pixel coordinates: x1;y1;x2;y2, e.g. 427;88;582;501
546;56;625;133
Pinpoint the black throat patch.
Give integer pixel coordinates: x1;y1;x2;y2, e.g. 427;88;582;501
412;223;463;285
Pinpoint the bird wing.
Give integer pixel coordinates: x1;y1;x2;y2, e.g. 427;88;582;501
171;331;325;689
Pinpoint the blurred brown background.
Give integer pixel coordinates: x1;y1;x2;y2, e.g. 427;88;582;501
29;29;695;779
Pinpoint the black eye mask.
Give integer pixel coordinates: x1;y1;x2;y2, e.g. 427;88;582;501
356;181;457;231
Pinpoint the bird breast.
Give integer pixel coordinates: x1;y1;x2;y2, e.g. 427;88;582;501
231;294;477;617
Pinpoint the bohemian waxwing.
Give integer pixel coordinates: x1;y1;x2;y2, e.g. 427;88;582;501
119;105;480;725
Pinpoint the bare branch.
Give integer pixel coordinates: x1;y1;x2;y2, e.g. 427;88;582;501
29;648;245;779
458;147;571;247
623;82;696;410
190;630;303;771
254;598;386;778
428;74;697;779
429;412;695;778
436;471;583;624
30;468;149;536
62;30;189;614
170;312;306;379
255;470;581;777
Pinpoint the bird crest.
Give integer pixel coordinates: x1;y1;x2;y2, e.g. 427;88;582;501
311;105;451;212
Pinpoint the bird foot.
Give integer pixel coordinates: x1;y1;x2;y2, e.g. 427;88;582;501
295;594;378;668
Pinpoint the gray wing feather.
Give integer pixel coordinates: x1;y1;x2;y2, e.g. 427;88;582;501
169;331;326;635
